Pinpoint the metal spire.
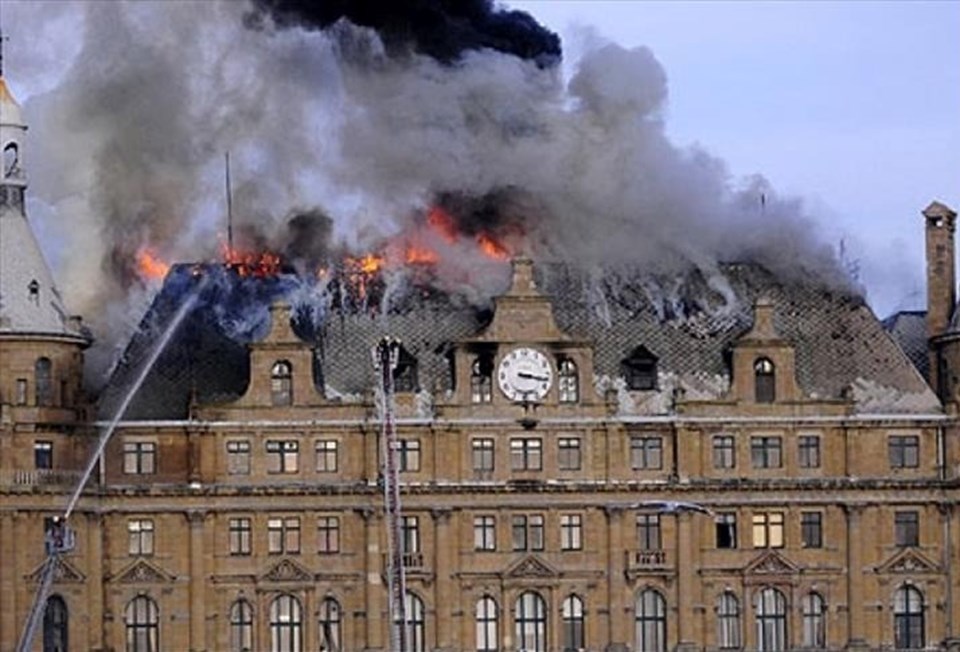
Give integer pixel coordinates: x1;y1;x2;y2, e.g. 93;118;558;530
0;26;8;78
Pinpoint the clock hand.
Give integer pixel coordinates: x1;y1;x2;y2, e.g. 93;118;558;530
517;372;549;382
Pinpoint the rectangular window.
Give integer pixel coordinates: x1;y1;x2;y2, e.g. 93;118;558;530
712;435;735;469
889;435;919;469
229;517;252;555
472;438;495;472
315;440;339;472
560;513;583;551
630;436;663;470
123;441;156;475
402;515;420;553
266;440;299;474
34;441;53;470
558;437;582;471
510;438;542;471
268;517;301;554
16;378;27;405
317;516;340;553
750;436;782;469
398;439;421;472
226;440;251;475
511;514;544;551
798;435;821;468
752;512;785;548
715;512;738;549
801;511;823;548
128;519;154;556
895;511;919;547
636;513;662;550
474;515;496;551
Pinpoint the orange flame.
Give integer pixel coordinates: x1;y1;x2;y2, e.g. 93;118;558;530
405;244;439;265
427;205;458;244
477;232;510;260
220;239;283;277
136;247;170;281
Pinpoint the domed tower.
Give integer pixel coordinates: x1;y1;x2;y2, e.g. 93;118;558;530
0;66;91;479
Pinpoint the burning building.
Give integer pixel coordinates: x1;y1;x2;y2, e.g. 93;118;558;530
2;3;960;652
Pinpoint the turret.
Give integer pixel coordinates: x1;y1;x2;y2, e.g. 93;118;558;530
0;73;27;212
924;201;958;395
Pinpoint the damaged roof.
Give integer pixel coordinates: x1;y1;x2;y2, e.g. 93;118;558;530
98;260;938;421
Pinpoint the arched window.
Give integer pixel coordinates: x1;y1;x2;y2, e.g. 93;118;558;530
635;588;667;652
894;585;925;649
124;595;159;652
36;357;53;407
4;142;19;177
622;346;658;391
475;596;498;652
561;594;585;652
558;359;579;403
271;361;293;406
754;358;776;403
43;594;68;652
515;591;547;652
755;587;787;652
269;593;302;652
394;591;426;652
318;597;342;652
229;599;254;652
716;591;741;650
801;592;826;648
471;356;493;403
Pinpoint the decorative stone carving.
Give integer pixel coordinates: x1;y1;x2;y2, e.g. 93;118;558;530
506;555;557;579
261;558;313;583
876;548;939;575
745;550;800;577
27;558;86;584
114;559;176;584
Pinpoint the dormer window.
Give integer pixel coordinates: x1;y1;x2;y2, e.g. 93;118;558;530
754;357;776;403
393;346;418;393
622;346;658;391
558;358;579;403
4;142;19;178
471;356;493;403
28;279;39;304
271;360;293;406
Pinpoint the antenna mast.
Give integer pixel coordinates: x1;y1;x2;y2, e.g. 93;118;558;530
225;152;234;251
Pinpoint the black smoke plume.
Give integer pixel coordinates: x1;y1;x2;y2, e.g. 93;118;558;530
245;0;561;65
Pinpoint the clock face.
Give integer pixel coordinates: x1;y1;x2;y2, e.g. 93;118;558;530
498;347;553;401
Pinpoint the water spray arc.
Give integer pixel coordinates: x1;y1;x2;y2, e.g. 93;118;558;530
16;275;209;652
373;336;408;652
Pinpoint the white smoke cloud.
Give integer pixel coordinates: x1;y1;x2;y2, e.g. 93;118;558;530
2;0;848;382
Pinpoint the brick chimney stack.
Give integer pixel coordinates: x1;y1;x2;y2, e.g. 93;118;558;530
924;200;958;392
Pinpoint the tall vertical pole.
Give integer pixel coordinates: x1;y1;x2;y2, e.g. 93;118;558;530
374;338;407;652
225;152;234;252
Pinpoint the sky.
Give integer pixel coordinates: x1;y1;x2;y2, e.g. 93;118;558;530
2;0;959;320
511;0;960;316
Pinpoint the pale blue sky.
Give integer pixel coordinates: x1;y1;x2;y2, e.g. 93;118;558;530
512;0;960;316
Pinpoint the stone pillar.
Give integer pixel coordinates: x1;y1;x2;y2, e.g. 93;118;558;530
675;511;699;652
188;510;207;651
0;511;14;651
844;504;868;650
604;505;629;652
86;511;105;651
360;507;384;652
942;504;960;651
432;508;455;651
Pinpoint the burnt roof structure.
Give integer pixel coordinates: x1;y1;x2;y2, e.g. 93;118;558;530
98;259;938;421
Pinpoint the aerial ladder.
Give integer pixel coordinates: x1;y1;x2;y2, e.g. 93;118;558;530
374;337;408;652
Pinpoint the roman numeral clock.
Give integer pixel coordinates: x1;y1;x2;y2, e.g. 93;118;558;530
497;346;553;401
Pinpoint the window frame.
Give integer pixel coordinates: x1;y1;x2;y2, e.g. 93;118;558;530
801;511;823;549
510;437;543;472
798;435;821;469
398;439;421;473
512;514;545;552
229;517;252;556
515;591;547;652
630;435;663;470
557;437;582;471
265;440;300;474
317;516;341;554
752;512;785;549
716;591;741;650
636;513;662;550
471;357;493;404
895;510;920;547
560;513;583;551
270;360;293;406
558;358;579;403
269;593;302;652
561;594;585;652
226;440;251;475
476;596;499;652
267;516;301;555
127;518;155;556
754;357;776;403
750;436;782;469
34;440;53;470
712;435;736;469
715;512;738;549
474;515;497;552
635;588;667;652
315;440;339;473
229;599;254;652
123;441;157;475
472;438;495;473
889;435;920;469
125;595;160;652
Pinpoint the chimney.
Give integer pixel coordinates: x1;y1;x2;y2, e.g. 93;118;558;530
924;200;957;392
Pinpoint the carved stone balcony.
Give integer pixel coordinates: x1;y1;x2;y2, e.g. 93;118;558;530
0;469;84;488
625;548;673;578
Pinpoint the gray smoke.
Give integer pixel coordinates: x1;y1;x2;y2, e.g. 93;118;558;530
2;0;849;383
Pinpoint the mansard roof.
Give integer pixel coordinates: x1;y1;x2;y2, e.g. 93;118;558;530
98;260;937;420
